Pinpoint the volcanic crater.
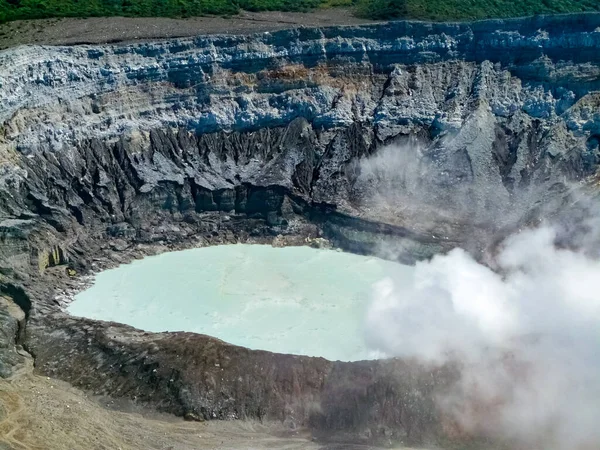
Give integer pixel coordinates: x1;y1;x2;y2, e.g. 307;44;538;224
1;13;600;448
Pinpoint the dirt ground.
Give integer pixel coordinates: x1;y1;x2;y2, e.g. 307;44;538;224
0;364;422;450
0;371;321;450
0;9;380;49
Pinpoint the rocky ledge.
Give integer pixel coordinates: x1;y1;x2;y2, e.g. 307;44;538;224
0;13;599;447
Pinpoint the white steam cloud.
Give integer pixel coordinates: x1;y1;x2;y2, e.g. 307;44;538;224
362;145;600;449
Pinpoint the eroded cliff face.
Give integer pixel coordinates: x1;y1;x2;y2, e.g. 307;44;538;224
2;15;600;256
1;14;600;446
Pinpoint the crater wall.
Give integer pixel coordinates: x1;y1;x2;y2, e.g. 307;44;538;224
1;14;600;446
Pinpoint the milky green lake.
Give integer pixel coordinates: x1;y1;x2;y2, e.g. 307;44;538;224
67;244;413;361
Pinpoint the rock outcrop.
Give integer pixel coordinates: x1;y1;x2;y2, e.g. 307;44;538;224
0;13;600;446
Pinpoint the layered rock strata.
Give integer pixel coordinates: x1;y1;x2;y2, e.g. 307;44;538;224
0;13;599;445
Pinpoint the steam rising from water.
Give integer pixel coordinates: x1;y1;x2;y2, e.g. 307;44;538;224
362;144;600;449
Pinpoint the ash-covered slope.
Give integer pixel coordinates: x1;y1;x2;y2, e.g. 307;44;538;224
1;13;600;447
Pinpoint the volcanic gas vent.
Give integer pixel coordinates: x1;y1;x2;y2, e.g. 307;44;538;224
67;244;414;361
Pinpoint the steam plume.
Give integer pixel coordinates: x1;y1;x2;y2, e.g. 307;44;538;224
362;143;600;449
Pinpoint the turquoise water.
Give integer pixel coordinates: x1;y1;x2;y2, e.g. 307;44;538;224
67;244;413;361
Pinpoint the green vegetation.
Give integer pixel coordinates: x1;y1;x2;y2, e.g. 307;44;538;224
0;0;599;24
0;0;322;23
354;0;407;20
400;0;600;21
